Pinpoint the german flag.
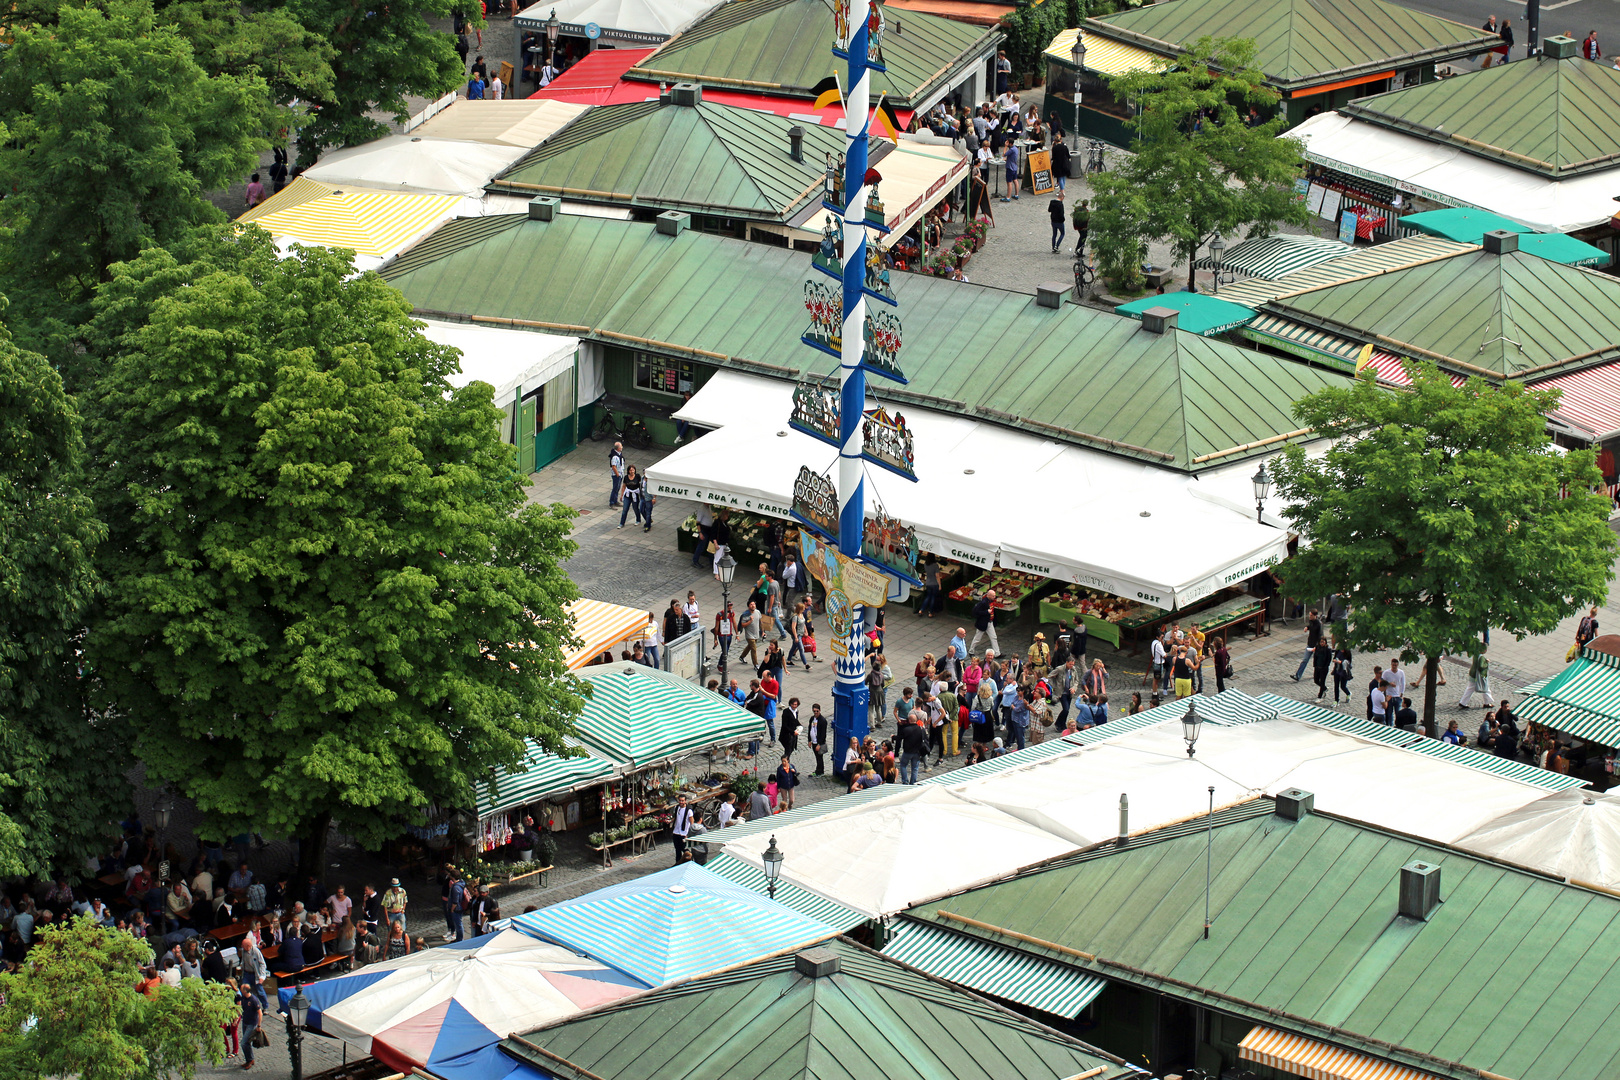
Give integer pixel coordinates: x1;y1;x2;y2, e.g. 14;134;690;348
811;75;842;111
871;95;901;142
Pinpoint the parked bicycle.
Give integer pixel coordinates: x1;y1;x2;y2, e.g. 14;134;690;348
590;405;652;448
1086;140;1109;174
1073;248;1098;298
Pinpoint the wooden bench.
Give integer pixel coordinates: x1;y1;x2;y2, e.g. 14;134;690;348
207;919;256;946
273;954;351;983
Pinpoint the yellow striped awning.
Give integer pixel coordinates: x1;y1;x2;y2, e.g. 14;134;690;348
245;186;462;258
564;597;651;669
1045;28;1167;76
1238;1026;1444;1080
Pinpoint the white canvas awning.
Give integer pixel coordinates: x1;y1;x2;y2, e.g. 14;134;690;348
1292;111;1620;234
305;136;529;199
411;99;590;148
654;370;1287;604
793;139;969;249
423;320;579;403
1455;788;1620;889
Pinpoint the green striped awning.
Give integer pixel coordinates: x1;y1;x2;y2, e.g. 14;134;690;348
1404;738;1588;790
477;737;622;817
1218;235;1473;308
575;665;767;766
1517;696;1620;749
883;920;1107;1016
702;851;868;930
920;736;1082;785
1517;676;1554;696
1241;313;1363;367
1191;234;1352;278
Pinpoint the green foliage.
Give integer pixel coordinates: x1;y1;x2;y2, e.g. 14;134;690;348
0;310;126;881
0;0;275;361
1273;363;1617;734
729;772;760;801
1001;0;1071;83
154;0;337;112
1093;36;1309;289
83;227;587;871
270;0;482;161
0;916;237;1080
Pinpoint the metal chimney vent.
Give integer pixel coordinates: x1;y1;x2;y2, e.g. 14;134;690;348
1543;35;1577;59
1399;860;1441;920
528;196;561;221
1037;282;1068;309
656;210;690;237
1275;788;1314;821
1140;307;1178;334
1482;229;1518;255
671;82;703;107
795;947;840;978
788;125;805;163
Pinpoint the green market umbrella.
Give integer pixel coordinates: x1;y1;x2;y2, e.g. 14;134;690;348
1114;292;1256;337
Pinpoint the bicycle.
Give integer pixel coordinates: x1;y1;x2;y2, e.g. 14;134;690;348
590;405;652;448
1073;249;1098;298
1086;140;1108;175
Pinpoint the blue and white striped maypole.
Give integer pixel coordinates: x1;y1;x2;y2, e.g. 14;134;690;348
831;0;875;758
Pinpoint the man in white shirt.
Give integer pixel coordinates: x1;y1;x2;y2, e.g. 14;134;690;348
488;73;504;99
1385;658;1407;702
1370;682;1389;725
671;796;695;864
1151;635;1167;697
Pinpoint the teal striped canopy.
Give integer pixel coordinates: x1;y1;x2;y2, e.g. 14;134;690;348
883;919;1106;1017
702;851;867;930
1517;653;1620;750
476;737;619;818
575;665;766;766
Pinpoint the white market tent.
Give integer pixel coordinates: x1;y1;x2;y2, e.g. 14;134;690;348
424;319;580;403
305;135;530;199
1454;788;1620;890
1291;111;1620;234
653;370;1288;607
514;0;716;44
411;99;590;148
704;695;1586;918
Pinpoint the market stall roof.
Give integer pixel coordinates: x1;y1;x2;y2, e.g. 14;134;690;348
527;47;658;105
476;737;618;818
1237;1026;1444;1080
881;920;1108;1017
1217;234;1473;307
884;0;1013;28
563;597;650;669
274;930;645;1080
424;320;578;402
656;369;1292;597
498;939;1137;1080
512;0;715;43
1530;360;1620;441
1514;643;1620;749
1341;51;1620;178
303;136;528;198
1087;0;1498;93
238;178;467;271
1189;233;1352;278
1291;110;1620;233
488;96;851;223
1454;788;1620;891
909;800;1620;1080
624;0;1001;110
1398;206;1529;242
686;787;1079;921
511;863;838;986
382;214;1348;470
572;664;763;766
411;98;591;147
1114;292;1256;336
1263;245;1620;379
1044;26;1163;75
789;137;969;249
1509;231;1608;267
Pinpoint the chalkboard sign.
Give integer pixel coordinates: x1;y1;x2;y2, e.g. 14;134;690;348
1027;149;1055;195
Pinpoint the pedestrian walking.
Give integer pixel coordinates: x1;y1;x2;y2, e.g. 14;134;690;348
1048;190;1066;252
807;703;829;775
618;465;644;527
1052;135;1070;193
1459;650;1492;708
1002;140;1021;201
671;795;694;864
1071;199;1089;254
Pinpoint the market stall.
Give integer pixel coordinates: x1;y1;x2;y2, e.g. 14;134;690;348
945;567;1051;622
563;597;652;668
427;321;581;473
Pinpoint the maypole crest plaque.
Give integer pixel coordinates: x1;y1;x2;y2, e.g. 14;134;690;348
791;465;841;542
801;279;842;359
861;307;905;383
861;503;920;584
790;381;841;446
860;405;914;478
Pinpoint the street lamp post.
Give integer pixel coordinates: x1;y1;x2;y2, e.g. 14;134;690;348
1210;234;1226;295
1069;28;1085;140
762;835;784;899
716;552;736;673
1251;462;1272;524
545;7;560;67
1182;701;1203;758
286;990;310;1080
153;793;175;885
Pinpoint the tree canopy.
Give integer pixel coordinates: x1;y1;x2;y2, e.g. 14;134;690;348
84;229;586;877
1273;363;1617;734
0;0;275;362
0;916;236;1080
1091;36;1309;291
0;316;127;880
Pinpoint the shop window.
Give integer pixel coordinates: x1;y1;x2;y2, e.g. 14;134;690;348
633;352;695;396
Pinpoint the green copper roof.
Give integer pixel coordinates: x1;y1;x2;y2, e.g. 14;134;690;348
1092;0;1498;90
498;938;1137;1080
626;0;1000;108
383;214;1350;469
915;802;1620;1080
1266;246;1620;378
1343;55;1620;176
488;97;849;222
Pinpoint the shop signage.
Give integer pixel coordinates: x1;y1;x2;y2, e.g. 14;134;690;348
791;465;841;542
864;175;888;232
1027;149;1055;196
646;480;791;519
790;381;841;447
833;2;885;68
860;405;914;478
800;528;890;656
862;308;905;383
860;506;920;584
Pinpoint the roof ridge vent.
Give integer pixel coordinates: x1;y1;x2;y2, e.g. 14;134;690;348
1399;860;1441;920
795;947;840;978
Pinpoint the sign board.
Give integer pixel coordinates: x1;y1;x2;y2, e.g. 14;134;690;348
499;61;514;89
1027;149;1055;195
799;530;891;657
662;626;706;683
1338;209;1358;245
1318;187;1343;224
584;21;601;38
1306;183;1327;216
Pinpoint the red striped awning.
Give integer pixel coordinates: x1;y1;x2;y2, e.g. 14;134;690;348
1238;1026;1444;1080
1365;351;1467;388
1532;360;1620;441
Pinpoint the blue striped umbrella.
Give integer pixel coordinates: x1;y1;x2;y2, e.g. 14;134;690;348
511;863;837;986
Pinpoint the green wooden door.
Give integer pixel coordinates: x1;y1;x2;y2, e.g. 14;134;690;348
519;398;537;475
